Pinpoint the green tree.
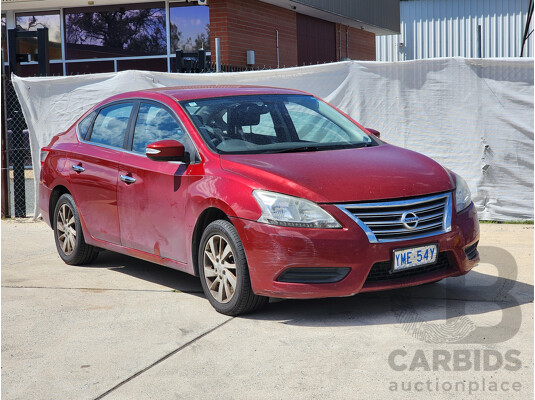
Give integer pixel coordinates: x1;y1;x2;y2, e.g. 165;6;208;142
170;22;182;52
194;24;210;51
66;8;166;55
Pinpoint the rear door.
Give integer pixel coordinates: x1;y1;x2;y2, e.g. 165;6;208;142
69;102;135;244
117;101;195;262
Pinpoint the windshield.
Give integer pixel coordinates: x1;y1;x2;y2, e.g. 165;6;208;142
180;94;378;154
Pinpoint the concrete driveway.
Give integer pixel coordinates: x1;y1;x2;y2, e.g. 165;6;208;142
2;220;533;399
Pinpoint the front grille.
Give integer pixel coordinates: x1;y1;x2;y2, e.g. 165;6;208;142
336;193;452;243
365;252;451;284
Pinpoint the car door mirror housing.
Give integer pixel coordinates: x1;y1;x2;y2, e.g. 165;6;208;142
366;128;380;139
146;140;188;162
366;128;381;139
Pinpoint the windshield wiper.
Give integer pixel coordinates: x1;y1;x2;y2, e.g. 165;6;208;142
267;143;374;154
269;146;323;153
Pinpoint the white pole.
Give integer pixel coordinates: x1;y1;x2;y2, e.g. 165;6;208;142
59;9;67;75
215;37;221;72
165;1;171;72
276;30;280;68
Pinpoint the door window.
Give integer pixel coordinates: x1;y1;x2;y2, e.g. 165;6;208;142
90;103;133;147
132;103;184;153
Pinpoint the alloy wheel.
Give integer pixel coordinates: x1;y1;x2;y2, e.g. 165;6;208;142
56;203;76;255
203;234;237;303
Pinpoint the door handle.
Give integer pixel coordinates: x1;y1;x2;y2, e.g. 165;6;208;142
120;174;136;184
72;164;85;173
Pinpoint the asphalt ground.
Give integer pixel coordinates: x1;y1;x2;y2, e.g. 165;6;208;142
1;220;533;399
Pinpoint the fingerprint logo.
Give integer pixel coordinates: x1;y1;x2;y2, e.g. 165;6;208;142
389;246;522;344
391;296;476;343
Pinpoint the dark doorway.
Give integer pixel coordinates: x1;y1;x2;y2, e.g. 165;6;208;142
297;13;336;66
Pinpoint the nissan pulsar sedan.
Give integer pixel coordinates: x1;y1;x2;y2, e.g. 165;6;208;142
40;86;480;315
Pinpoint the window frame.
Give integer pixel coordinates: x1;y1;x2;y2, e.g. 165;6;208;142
168;2;210;53
85;101;137;149
63;2;167;60
14;10;63;62
77;98;199;163
5;3;210;75
129;100;187;153
126;99;198;163
1;14;7;62
77;110;97;140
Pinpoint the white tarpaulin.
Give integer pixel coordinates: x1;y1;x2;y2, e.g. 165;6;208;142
12;58;534;220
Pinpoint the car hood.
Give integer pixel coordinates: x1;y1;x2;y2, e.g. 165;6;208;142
220;144;454;203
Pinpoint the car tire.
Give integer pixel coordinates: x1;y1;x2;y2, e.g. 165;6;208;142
53;193;99;265
198;220;267;316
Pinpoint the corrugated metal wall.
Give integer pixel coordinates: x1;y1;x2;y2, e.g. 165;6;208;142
377;0;534;61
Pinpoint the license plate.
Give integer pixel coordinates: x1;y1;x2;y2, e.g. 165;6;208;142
392;244;438;272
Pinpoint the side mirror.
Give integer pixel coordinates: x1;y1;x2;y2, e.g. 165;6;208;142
366;128;380;139
146;140;188;162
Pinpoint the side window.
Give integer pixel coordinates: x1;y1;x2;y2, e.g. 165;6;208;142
90;103;133;148
78;111;95;140
132;103;184;154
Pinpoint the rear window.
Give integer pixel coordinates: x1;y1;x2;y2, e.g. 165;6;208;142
89;103;134;148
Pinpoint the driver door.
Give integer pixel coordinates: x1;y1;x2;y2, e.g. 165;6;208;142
117;101;194;262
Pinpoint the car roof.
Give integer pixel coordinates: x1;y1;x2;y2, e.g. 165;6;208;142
140;85;310;101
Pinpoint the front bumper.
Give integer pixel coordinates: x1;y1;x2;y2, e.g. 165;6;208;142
231;202;480;299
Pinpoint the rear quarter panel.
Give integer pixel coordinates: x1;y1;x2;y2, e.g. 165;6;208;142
39;131;78;226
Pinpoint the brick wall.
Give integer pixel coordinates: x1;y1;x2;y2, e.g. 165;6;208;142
335;24;376;61
210;0;376;67
209;0;297;68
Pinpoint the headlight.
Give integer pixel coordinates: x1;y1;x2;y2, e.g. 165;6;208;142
252;190;342;228
454;172;472;213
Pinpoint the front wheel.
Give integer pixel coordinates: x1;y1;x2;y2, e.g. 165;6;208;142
53;193;99;265
198;220;267;316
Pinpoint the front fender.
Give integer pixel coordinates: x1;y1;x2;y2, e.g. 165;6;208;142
184;172;262;269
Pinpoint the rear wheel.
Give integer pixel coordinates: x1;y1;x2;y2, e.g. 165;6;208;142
53;194;99;265
199;220;267;316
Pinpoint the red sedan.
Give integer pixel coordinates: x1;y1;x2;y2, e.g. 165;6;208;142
39;86;480;315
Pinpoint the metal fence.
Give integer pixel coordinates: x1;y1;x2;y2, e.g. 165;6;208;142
1;63;273;219
2;74;32;218
207;62;291;72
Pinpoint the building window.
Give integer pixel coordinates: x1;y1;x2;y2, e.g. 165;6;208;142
169;3;209;53
1;15;6;62
15;11;62;60
64;3;167;59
